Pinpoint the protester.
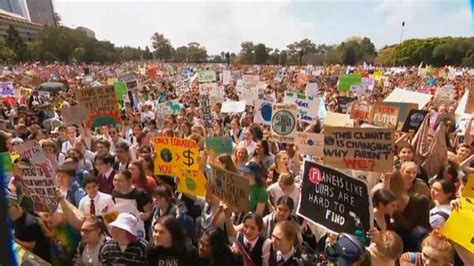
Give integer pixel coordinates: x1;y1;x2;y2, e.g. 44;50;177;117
73;216;109;266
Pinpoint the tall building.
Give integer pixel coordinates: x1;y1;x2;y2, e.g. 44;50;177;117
0;9;41;42
26;0;55;26
0;0;30;19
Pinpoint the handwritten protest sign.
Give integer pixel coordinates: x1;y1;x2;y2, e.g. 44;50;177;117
0;81;14;95
297;161;372;234
242;75;260;89
466;87;474;114
384;102;418;130
401;110;429;133
323;127;394;172
284;92;320;123
222;70;231;85
198;70;217;83
295;133;324;157
206;136;233;156
157;99;183;115
61;105;89;126
113;81;128;101
174;78;191;95
199;94;213;128
199;82;220;97
221;101;246;113
152;137;205;196
337;96;357;113
432;85;456;108
254;100;272;125
383;88;432;109
271;104;298;143
74;86;121;128
442;175;474;253
17;162;58;212
372;104;399;128
15;141;49;165
211;165;249;211
306;82;319;97
338;74;362;92
349;102;373;121
324;111;353;127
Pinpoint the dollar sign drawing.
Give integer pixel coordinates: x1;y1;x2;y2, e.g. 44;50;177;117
183;149;194;167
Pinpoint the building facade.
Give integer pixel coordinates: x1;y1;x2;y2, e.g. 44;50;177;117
0;9;42;42
26;0;55;26
0;0;29;19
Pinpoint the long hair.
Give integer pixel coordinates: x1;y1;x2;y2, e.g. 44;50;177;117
155;215;186;250
217;154;238;173
203;227;232;264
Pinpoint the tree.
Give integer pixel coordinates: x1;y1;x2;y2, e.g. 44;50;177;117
144;46;153;60
151;32;174;61
173;46;188;62
254;43;269;64
186;42;207;62
5;25;27;60
0;42;15;61
238;41;255;64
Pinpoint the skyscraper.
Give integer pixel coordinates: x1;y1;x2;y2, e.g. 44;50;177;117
26;0;56;26
0;0;30;19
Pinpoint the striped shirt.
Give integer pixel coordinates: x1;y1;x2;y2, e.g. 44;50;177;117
99;238;148;266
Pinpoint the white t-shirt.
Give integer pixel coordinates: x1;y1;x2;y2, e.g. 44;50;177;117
266;183;300;214
430;204;452;229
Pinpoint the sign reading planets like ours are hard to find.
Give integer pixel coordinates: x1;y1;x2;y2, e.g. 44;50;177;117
271;103;298;143
297;161;372;234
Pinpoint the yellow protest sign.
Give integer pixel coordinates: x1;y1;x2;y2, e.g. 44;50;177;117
152;137;205;197
441;175;474;253
107;77;118;85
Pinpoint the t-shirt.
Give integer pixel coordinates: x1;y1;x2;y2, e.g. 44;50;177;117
249;185;268;213
429;204;452;229
266;183;300;214
13;212;52;263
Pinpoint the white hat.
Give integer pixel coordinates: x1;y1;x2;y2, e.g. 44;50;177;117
108;213;138;236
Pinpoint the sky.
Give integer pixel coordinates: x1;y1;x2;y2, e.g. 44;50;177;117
54;0;474;55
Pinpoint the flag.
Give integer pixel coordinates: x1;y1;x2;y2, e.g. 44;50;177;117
402;21;405;27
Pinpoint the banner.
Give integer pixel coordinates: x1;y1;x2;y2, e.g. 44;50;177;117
17;162;58;212
323;127;394;172
199;94;213;129
74;86;121;128
401;110;429;133
210;165;249;211
338;74;362;92
372;104;399;128
284;92;320;123
152;137;205;197
295;133;324;157
206;136;233;156
198;70;217;83
297;161;372;234
254;100;272;125
271;103;298;143
442;175;474;253
221;101;246;113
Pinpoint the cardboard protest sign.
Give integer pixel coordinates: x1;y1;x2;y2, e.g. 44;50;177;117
384;102;418;130
157;99;183;115
297;161;372;234
372;104;399;128
242;75;260;89
199;94;213;129
74;86;121;128
222;70;231;85
152;137;205;196
210;165;249;211
324;111;353;127
284;92;320;123
17;162;58;212
383;88;432;109
254;100;272;125
113;81;128;101
61;104;89;126
466;86;474;114
206;136;233;156
0;81;14;95
442;175;474;253
198;70;217;83
221;101;246;113
295;133;324;157
338;74;362;92
174;78;191;95
401;110;429;132
199;83;220;97
432;85;456;108
271;104;298;143
421;123;448;178
349;102;374;122
337;96;357;113
323;127;394;172
14;141;49;166
306;82;319;97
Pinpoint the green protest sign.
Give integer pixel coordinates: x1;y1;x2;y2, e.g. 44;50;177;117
113;81;128;101
339;74;362;92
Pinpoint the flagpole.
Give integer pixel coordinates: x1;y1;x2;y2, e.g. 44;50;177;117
399;21;405;45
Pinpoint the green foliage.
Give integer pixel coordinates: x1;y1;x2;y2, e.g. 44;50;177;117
5;25;27;61
254;43;269;64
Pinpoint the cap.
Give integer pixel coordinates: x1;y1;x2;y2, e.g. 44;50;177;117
241;161;263;180
108;213;138;236
325;233;366;266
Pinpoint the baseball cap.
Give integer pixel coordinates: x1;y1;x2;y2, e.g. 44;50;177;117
241;161;264;180
325;233;366;266
108;213;138;237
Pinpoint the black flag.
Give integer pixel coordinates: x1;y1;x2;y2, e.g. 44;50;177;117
402;21;405;27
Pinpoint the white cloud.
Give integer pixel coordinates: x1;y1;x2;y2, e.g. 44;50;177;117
54;0;315;54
